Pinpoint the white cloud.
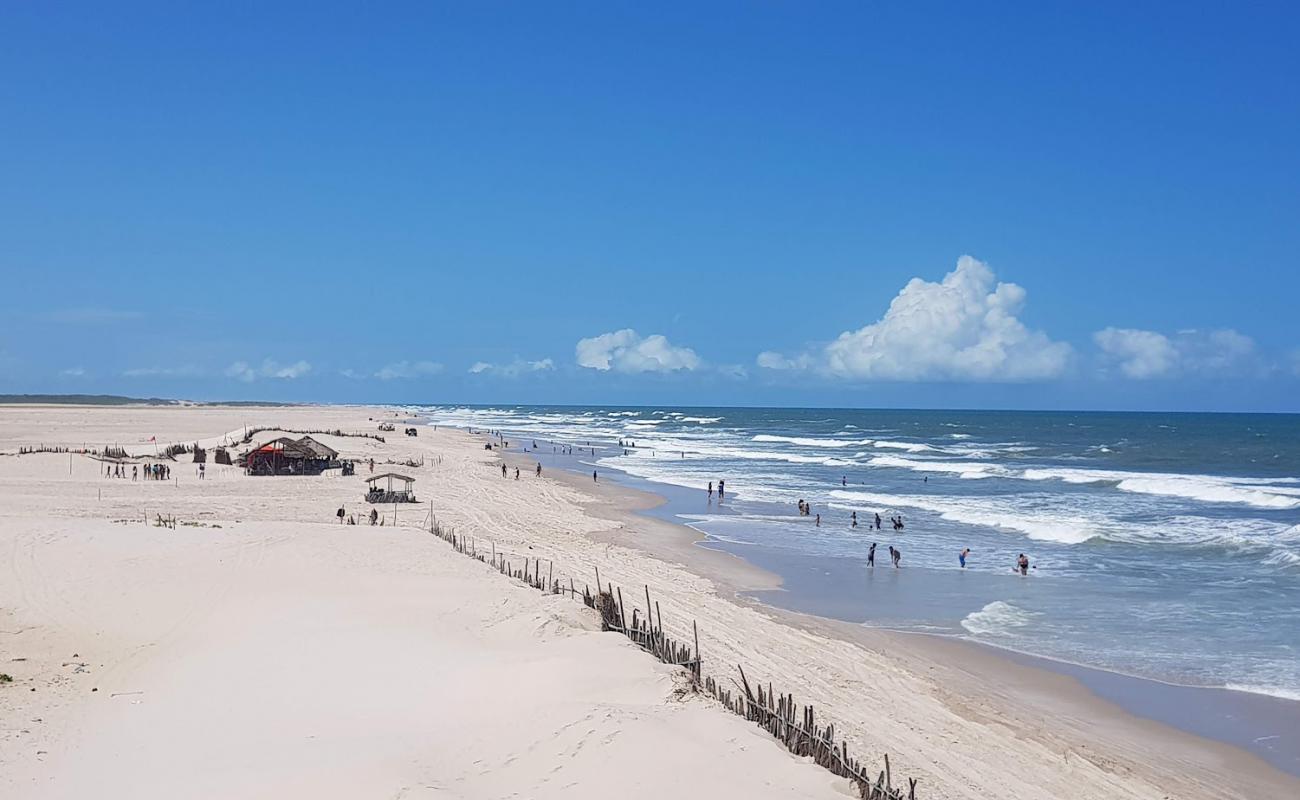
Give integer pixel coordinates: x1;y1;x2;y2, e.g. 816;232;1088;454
760;256;1070;381
576;329;701;373
124;365;204;378
756;351;812;371
59;366;86;377
225;359;313;382
374;360;443;380
1094;327;1259;379
468;358;554;377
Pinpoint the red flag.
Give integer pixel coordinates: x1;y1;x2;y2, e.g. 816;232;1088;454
149;436;156;441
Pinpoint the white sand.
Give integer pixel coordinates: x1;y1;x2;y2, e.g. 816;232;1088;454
1;405;1295;799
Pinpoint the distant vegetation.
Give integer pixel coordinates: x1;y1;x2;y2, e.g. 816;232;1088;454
0;394;178;405
0;394;299;407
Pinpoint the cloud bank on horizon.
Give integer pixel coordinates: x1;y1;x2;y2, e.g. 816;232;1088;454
39;255;1288;392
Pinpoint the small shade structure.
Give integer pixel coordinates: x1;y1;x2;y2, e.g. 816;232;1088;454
366;472;417;503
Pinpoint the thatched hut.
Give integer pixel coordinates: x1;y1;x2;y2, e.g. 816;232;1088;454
243;436;339;476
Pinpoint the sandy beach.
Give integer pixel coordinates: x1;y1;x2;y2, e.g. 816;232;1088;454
2;404;1296;799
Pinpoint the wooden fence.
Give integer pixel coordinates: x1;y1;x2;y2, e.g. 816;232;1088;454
428;518;917;800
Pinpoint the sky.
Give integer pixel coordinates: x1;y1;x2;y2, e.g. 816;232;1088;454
2;2;1299;412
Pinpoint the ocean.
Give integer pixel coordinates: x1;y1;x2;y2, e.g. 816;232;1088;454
420;405;1300;704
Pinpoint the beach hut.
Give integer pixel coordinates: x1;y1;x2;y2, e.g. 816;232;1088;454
243;435;339;475
365;473;417;503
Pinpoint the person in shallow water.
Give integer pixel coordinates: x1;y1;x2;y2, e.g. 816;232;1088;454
959;547;970;568
889;545;901;567
1017;553;1030;575
851;511;858;528
867;542;876;567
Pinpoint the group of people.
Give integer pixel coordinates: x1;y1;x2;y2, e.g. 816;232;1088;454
105;462;172;481
706;480;726;499
865;542;903;568
336;506;383;526
500;462;545;480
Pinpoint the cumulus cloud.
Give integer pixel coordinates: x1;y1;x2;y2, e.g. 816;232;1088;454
1094;327;1259;379
468;358;555;377
759;256;1070;381
576;329;701;374
373;360;443;380
225;359;313;382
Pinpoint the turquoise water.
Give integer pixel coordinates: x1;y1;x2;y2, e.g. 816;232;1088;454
423;406;1300;702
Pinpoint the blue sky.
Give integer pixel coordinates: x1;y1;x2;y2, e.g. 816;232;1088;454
2;2;1298;411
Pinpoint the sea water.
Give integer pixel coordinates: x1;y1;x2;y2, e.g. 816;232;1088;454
421;406;1300;703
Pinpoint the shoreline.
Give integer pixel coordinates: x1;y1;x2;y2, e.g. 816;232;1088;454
479;425;1300;786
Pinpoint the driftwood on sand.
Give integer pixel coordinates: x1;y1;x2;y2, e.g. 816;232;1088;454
428;517;917;800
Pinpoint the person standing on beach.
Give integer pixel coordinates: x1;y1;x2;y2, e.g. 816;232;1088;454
337;506;345;524
514;467;519;480
867;542;876;567
708;481;713;498
536;463;542;477
959;548;970;568
593;470;598;482
502;463;507;478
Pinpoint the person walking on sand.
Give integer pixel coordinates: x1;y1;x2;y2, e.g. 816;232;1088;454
1017;553;1030;575
867;542;876;567
337;506;345;524
959;548;970;568
199;463;205;480
502;463;507;478
514;467;520;480
592;470;598;482
536;462;542;477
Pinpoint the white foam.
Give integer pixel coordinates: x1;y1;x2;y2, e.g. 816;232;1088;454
961;601;1039;637
829;490;1097;544
1223;683;1300;702
680;416;723;424
873;440;939;453
868;455;1007;479
1021;468;1300;510
752;434;873;448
